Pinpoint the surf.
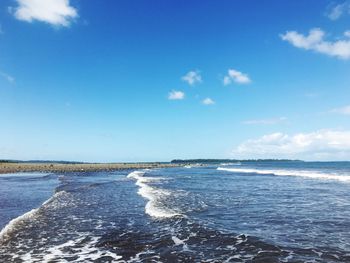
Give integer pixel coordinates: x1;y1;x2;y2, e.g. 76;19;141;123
127;170;183;218
0;191;67;244
217;167;350;182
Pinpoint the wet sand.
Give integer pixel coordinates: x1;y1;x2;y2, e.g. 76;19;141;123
0;162;180;174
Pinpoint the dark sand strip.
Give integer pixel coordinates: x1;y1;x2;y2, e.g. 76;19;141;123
0;162;181;174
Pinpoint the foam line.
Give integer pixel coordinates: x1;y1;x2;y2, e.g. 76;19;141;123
217;167;350;182
0;191;65;244
127;171;182;218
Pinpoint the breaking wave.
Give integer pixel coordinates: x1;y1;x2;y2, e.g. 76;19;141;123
127;171;183;218
0;191;67;244
217;167;350;182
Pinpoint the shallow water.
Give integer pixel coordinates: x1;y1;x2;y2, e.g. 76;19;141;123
1;161;350;262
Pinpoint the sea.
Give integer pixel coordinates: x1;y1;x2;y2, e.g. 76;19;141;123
1;161;350;262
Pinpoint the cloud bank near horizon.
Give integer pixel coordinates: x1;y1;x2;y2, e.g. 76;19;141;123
233;130;350;160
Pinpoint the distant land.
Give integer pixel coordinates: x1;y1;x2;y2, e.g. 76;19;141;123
2;159;349;174
0;161;178;174
170;159;303;164
0;159;304;174
0;160;87;164
0;159;302;164
0;160;169;164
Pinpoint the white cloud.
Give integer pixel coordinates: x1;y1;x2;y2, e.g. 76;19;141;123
223;69;251;85
202;97;215;105
11;0;78;27
0;71;15;83
181;70;202;85
281;28;350;60
243;117;287;125
168;90;185;100
233;130;350;160
327;1;350;20
331;105;350;115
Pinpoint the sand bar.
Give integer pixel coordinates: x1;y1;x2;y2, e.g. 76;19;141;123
0;162;181;174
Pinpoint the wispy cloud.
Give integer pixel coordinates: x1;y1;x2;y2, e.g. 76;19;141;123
182;70;202;86
168;90;185;100
331;105;350;115
243;117;287;125
0;71;15;84
223;69;251;85
233;130;350;160
281;28;350;60
10;0;78;27
327;1;350;20
202;97;215;105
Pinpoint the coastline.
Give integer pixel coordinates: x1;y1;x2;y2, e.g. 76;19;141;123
0;162;181;174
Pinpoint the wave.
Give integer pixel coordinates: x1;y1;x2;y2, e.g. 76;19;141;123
127;171;182;218
217;167;350;182
0;208;39;244
219;162;241;166
0;191;66;244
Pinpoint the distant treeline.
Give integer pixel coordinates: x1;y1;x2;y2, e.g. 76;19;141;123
171;159;303;164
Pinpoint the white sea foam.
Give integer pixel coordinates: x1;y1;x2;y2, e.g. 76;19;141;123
171;236;185;246
11;226;123;262
40;236;123;262
184;163;204;168
129;250;162;263
0;191;67;244
0;208;39;244
217;167;350;182
219;162;241;166
127;170;182;218
172;235;190;251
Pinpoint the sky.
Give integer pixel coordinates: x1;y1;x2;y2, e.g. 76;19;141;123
0;0;350;162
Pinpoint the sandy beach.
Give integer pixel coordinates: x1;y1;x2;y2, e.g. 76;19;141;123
0;162;180;174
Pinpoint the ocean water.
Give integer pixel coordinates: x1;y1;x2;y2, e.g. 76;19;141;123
1;161;350;262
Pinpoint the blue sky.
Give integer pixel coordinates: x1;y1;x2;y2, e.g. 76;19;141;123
1;0;350;162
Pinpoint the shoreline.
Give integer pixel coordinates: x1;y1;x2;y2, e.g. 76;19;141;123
0;162;181;174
